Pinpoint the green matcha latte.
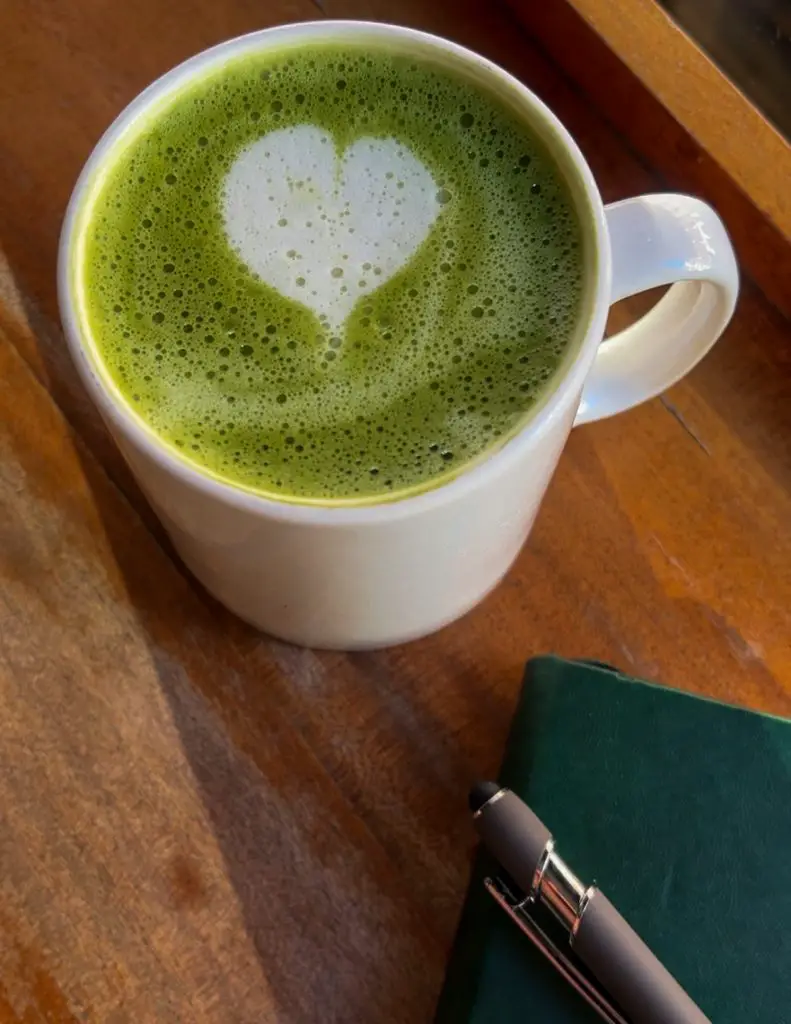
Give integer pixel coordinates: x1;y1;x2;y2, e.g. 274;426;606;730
78;41;584;502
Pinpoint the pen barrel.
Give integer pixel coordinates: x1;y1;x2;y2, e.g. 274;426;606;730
474;790;551;894
573;890;711;1024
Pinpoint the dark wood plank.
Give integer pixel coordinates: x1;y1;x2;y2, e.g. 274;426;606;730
520;0;791;239
0;0;789;1021
509;0;791;321
660;0;791;142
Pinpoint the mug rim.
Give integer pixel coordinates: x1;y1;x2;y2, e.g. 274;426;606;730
58;19;611;526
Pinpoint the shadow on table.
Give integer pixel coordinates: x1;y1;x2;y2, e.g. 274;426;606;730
76;436;460;1022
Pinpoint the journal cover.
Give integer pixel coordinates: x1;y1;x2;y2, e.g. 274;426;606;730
435;656;791;1022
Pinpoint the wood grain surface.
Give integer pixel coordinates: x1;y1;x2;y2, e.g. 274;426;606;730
0;0;789;1021
508;0;791;321
537;0;791;242
661;0;791;143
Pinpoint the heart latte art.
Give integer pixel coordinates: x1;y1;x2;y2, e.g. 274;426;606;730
222;127;441;333
79;42;583;502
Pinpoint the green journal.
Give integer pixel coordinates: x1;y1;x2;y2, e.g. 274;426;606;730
435;656;791;1022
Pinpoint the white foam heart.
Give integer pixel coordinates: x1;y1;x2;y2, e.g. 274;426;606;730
221;126;441;334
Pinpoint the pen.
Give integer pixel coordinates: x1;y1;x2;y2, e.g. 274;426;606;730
470;782;711;1024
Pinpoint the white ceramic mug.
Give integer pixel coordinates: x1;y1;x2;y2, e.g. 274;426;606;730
59;21;739;649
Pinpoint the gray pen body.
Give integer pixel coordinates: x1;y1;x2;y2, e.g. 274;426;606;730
574;889;710;1024
474;788;551;893
473;788;711;1024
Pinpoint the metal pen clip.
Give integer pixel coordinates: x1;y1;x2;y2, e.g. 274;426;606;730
484;875;630;1024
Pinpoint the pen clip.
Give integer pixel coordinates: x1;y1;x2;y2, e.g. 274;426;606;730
484;876;631;1024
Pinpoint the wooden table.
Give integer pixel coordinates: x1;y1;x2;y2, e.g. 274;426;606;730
1;1;789;1020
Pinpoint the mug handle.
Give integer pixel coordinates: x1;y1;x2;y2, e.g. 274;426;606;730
575;194;739;425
